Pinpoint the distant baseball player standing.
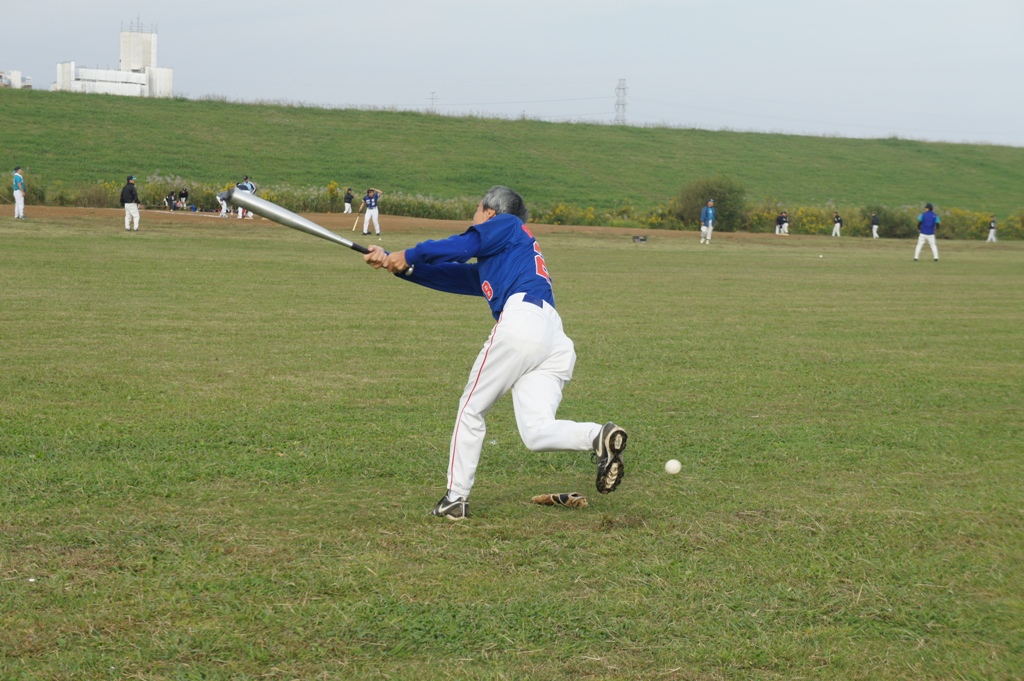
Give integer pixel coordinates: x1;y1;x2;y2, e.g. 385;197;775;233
12;166;26;219
363;185;627;520
178;187;190;210
871;212;880;239
832;211;843;237
987;216;997;242
236;176;256;219
700;199;716;244
775;211;789;235
343;187;354;214
914;202;940;261
121;175;141;231
359;187;383;238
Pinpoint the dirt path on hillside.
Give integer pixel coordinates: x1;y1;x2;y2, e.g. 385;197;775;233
14;206;803;244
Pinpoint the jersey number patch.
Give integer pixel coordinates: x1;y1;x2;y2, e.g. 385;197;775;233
533;242;551;283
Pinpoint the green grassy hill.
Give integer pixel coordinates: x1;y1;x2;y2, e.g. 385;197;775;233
2;89;1023;216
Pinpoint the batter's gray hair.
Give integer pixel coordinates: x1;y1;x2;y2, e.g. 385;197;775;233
481;185;529;223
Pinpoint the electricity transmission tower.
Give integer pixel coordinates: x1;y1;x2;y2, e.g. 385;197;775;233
614;79;627;125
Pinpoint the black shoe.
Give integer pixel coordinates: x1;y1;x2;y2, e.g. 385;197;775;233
592;422;627;494
431;494;469;519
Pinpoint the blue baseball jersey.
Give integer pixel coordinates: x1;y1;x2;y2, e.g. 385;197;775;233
13;172;25;192
918;210;940;235
402;213;554;320
364;192;379;209
701;205;716;224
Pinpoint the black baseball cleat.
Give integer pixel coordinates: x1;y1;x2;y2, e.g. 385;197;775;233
593;422;627;494
431;494;469;519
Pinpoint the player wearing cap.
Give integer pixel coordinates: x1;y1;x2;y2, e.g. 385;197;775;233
914;203;940;261
343;187;354;214
120;176;141;231
359;187;383;238
986;216;997;243
700;199;716;244
362;185;627;519
832;212;844;237
12;166;26;219
871;212;880;239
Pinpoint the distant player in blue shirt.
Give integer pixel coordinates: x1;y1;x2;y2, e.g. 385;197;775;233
13;166;26;219
914;202;940;261
363;185;628;519
700;199;716;244
359;187;383;238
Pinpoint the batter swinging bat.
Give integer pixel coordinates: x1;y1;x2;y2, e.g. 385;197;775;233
227;188;369;254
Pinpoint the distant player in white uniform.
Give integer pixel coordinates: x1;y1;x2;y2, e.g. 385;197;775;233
987;217;997;242
871;212;880;239
359;187;383;237
236;176;256;218
832;211;843;237
343;187;354;214
13;166;26;219
363;185;627;519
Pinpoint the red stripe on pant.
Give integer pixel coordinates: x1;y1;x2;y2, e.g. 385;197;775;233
447;313;503;494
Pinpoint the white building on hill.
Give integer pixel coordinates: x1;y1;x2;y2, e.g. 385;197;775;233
53;22;173;98
1;70;33;89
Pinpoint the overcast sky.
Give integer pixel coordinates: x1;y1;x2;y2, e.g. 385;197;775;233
6;0;1023;147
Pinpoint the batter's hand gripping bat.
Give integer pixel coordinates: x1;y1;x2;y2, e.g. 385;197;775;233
228;188;369;254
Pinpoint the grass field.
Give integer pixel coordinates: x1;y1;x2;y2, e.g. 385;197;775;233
2;211;1022;679
3;89;1024;217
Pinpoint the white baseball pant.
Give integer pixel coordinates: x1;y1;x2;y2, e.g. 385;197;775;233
14;189;25;218
124;203;140;230
701;221;714;242
344;202;353;214
872;225;879;238
832;222;841;237
445;293;601;499
218;198;229;217
782;222;789;235
987;229;997;243
363;207;380;234
914;233;938;260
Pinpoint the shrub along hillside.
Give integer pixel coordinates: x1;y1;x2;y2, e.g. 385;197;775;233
1;89;1022;235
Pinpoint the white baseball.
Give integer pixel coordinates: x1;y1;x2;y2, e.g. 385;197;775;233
665;459;681;475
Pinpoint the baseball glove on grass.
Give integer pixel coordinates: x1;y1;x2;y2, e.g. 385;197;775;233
531;492;588;509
